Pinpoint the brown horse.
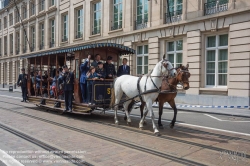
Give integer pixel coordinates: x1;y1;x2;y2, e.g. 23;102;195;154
125;64;190;129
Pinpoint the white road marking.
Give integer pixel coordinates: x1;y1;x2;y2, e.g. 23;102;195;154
153;111;192;114
0;95;22;100
0;149;24;166
204;114;250;123
105;110;250;137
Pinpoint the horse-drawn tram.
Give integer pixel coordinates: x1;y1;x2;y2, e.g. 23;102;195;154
22;43;135;114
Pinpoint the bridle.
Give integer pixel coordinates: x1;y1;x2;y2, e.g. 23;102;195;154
165;68;190;90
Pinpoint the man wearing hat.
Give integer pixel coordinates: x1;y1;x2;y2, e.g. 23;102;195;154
17;68;28;102
96;61;106;79
104;56;116;79
59;65;74;112
80;55;91;103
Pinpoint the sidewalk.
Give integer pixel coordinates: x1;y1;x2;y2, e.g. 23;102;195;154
1;89;250;117
0;88;21;92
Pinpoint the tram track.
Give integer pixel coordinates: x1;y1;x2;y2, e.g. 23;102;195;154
0;123;92;166
1;100;250;161
0;105;209;166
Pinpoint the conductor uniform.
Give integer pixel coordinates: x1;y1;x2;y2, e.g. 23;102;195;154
59;65;74;112
17;68;28;102
104;56;116;79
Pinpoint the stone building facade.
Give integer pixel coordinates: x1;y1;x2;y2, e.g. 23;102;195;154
0;0;249;106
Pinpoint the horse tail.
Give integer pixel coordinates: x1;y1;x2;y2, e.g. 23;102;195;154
110;78;117;108
110;88;115;108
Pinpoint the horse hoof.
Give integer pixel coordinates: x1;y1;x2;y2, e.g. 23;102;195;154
124;116;127;121
139;127;144;130
154;132;161;137
143;121;147;125
158;125;164;129
115;121;119;125
169;123;174;129
127;122;131;126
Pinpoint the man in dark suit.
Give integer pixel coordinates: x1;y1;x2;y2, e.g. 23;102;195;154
17;68;28;102
91;54;101;67
59;65;75;112
117;58;130;77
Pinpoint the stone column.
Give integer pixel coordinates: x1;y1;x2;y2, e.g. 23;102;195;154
148;37;159;72
186;30;201;95
44;13;48;49
6;61;9;85
0;63;3;85
20;27;23;54
12;61;16;85
35;20;39;51
228;21;250;106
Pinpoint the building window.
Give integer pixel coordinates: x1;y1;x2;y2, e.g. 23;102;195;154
92;2;101;35
9;13;13;26
62;14;68;42
23;29;27;53
39;0;45;12
4;36;7;55
111;0;122;31
137;45;148;75
76;9;83;39
50;0;55;7
31;27;35;51
23;6;27;19
16;32;20;54
15;11;19;23
30;2;35;16
4;17;7;28
135;0;148;30
204;0;228;15
166;0;182;23
206;34;228;87
167;40;183;67
40;23;44;50
50;19;55;47
10;34;13;54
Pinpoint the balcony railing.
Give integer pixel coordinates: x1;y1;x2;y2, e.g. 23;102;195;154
4;51;7;55
75;33;83;39
111;24;122;31
204;0;228;15
23;48;26;53
16;49;19;54
50;41;55;48
135;19;148;30
92;28;101;35
165;10;182;24
40;44;44;50
10;50;13;54
62;37;68;42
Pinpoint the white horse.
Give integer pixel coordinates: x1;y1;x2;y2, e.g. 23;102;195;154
110;55;177;135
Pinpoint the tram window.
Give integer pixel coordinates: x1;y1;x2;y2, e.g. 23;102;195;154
75;59;79;79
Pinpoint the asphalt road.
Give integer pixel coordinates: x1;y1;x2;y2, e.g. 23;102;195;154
1;91;250;135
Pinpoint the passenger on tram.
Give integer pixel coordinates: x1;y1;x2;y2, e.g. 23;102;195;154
51;70;60;99
86;66;98;104
59;65;74;112
104;56;116;79
117;58;130;77
36;71;44;95
96;62;106;79
91;54;101;67
80;55;91;103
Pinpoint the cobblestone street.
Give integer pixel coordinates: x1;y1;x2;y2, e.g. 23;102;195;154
0;96;249;166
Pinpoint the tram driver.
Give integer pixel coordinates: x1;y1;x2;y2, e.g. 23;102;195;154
104;56;116;79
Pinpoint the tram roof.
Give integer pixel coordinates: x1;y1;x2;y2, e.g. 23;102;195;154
20;43;135;59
